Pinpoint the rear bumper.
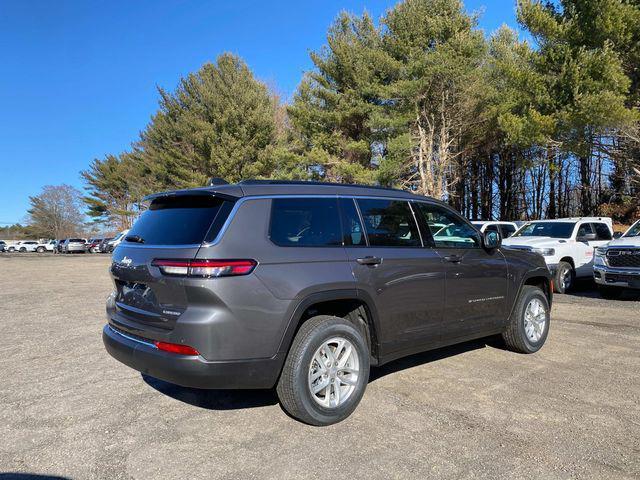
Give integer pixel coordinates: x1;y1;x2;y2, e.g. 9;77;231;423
102;325;283;389
594;266;640;289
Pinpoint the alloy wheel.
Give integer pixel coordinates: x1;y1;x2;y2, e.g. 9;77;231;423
308;337;360;409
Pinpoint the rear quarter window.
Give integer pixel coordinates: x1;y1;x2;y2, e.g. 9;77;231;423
269;198;342;247
126;195;231;246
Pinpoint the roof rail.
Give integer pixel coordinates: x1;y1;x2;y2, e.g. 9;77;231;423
237;179;408;193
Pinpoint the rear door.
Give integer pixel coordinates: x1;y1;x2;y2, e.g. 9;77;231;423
414;202;508;340
109;193;234;333
341;198;445;355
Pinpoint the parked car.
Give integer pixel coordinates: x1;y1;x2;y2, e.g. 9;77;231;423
471;221;519;239
103;180;552;426
35;240;56;253
61;238;87;253
106;230;129;253
594;219;640;298
502;217;613;293
7;241;39;252
98;238;113;253
85;238;104;253
54;239;66;254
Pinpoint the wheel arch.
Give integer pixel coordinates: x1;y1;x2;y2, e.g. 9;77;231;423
277;289;381;365
506;267;553;326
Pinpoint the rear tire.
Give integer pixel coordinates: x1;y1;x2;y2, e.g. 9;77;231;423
553;261;574;294
502;285;550;354
36;247;45;253
277;315;370;426
598;285;624;300
19;247;26;252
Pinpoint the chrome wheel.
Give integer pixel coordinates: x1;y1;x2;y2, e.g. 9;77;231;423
524;298;547;343
308;337;360;409
560;267;572;291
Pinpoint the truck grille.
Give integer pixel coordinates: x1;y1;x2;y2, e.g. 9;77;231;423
607;249;640;268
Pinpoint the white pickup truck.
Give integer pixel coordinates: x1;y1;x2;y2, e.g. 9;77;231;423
594;219;640;298
502;217;613;293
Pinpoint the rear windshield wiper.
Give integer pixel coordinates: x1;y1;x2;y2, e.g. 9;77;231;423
125;235;145;244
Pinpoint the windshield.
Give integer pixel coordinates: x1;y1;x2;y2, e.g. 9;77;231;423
513;222;575;239
624;220;640;237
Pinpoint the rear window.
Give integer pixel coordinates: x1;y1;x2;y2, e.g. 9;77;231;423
69;239;84;243
270;198;341;247
126;195;228;246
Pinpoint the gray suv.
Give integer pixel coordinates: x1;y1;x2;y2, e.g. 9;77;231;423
103;180;552;425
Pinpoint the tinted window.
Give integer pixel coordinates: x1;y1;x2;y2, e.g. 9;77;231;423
69;239;84;243
415;203;480;248
356;199;421;247
576;223;593;239
513;222;575;239
339;198;366;246
592;223;612;241
270;198;341;247
126;195;227;246
625;220;640;237
500;224;516;237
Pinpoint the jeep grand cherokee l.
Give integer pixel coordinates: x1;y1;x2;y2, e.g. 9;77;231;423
103;180;552;425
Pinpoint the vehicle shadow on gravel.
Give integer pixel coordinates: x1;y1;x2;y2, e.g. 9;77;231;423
565;278;640;301
142;374;279;410
369;337;496;383
0;474;72;480
143;339;499;410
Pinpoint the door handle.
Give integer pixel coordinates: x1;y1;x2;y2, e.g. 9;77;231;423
356;256;382;266
444;254;462;263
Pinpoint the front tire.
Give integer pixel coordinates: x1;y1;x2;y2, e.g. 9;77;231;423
277;315;370;426
502;285;550;354
553;261;574;294
598;285;624;300
36;247;45;253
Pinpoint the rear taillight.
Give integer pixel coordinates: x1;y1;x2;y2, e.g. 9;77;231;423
152;259;257;277
154;341;199;356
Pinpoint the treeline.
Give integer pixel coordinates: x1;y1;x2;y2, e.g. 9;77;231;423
83;0;640;229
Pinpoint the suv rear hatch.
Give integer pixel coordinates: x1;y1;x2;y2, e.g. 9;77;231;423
109;192;235;333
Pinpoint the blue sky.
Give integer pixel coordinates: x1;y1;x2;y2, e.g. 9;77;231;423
0;0;520;224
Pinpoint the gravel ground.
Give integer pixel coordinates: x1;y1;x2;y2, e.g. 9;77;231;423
1;254;639;480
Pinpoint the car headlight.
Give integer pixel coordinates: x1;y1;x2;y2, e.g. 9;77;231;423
595;247;607;256
532;247;555;256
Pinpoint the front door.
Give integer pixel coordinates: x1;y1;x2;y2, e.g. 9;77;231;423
414;203;509;340
339;198;446;355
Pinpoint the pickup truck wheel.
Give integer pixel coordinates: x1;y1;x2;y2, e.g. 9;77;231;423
36;246;45;253
502;285;550;354
554;261;574;294
598;285;624;300
277;315;370;426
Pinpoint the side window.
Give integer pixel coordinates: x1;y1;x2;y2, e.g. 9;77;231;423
500;224;516;238
270;198;341;247
576;223;593;239
356;199;421;247
592;223;612;241
415;203;480;248
339;198;366;246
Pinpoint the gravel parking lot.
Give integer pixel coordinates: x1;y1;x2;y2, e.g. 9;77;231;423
1;254;639;480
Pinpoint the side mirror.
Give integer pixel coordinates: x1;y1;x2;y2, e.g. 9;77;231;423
578;233;597;242
483;230;501;250
613;231;623;239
